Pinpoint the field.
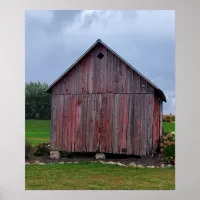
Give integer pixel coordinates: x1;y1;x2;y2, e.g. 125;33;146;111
25;120;50;146
25;162;175;190
25;120;175;146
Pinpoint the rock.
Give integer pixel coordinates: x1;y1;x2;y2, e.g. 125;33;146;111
74;162;78;164
137;164;144;168
99;160;106;164
166;164;172;168
35;160;40;164
59;162;64;164
95;153;106;160
160;164;165;168
25;162;30;165
129;163;137;167
106;161;116;165
147;166;155;168
116;162;126;167
50;151;60;159
38;163;45;165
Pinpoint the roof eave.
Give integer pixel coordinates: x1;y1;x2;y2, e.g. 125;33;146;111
157;89;167;102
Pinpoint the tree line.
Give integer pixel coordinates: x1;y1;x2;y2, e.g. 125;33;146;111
25;82;51;120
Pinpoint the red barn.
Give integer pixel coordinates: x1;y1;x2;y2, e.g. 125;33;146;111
46;39;166;157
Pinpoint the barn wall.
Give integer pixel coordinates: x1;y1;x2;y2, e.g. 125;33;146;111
51;93;156;156
50;43;163;156
152;96;162;152
52;44;155;95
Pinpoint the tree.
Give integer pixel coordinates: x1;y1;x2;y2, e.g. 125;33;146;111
25;82;51;119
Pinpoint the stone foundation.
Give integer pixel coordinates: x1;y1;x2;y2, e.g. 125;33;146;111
95;153;106;159
50;151;60;159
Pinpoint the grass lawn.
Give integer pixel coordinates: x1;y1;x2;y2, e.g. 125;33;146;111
163;122;175;133
25;162;175;190
25;120;50;146
25;120;175;146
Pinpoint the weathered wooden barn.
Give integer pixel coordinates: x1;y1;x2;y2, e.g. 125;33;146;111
46;39;166;157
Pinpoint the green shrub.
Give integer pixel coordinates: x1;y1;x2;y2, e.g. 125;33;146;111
25;140;33;159
33;142;50;156
171;115;175;122
160;133;175;165
163;114;175;122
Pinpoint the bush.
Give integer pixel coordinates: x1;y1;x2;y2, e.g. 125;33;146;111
171;115;175;122
160;132;175;165
163;114;175;122
25;82;51;120
25;140;33;159
33;142;50;156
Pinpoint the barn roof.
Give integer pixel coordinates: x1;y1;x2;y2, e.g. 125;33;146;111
46;39;166;102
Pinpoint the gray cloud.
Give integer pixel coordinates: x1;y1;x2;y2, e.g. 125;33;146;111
25;10;175;114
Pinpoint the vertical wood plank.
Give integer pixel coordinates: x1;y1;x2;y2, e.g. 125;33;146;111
160;100;163;138
50;95;57;150
106;94;113;153
76;95;82;151
67;95;72;152
99;94;107;152
89;94;95;151
63;95;69;151
123;94;129;153
140;95;145;155
134;94;141;155
85;95;90;152
106;50;113;92
94;94;101;151
113;55;118;93
126;94;133;154
148;94;154;155
144;94;148;156
119;94;124;153
114;94;120;153
58;95;64;151
82;95;87;151
88;52;94;94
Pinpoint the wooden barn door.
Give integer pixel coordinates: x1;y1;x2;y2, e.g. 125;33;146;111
97;93;130;155
97;93;155;156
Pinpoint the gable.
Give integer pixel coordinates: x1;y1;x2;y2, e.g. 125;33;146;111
47;40;166;102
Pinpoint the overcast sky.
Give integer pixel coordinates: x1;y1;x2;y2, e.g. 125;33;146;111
25;10;175;114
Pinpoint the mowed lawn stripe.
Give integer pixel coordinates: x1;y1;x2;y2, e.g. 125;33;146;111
25;163;175;190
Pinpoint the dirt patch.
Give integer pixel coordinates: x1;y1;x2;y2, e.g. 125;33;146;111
26;153;163;166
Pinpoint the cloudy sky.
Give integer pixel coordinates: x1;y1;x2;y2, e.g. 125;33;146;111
25;10;175;114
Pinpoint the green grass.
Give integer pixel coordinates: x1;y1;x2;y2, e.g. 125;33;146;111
25;120;50;146
163;122;175;133
25;120;175;146
25;162;175;190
